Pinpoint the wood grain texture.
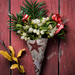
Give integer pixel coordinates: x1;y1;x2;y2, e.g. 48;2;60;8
39;0;59;75
11;0;35;75
11;0;59;75
0;0;10;75
59;0;75;75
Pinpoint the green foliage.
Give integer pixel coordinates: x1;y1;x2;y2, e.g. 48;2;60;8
8;11;24;31
20;0;48;19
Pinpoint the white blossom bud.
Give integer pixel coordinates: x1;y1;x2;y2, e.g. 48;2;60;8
23;33;26;36
33;29;37;33
23;26;26;29
36;30;40;35
29;27;33;33
38;23;42;26
40;31;44;35
28;37;30;40
17;30;21;34
32;19;40;24
26;25;29;28
46;17;49;21
35;19;40;24
21;36;25;40
49;33;54;37
41;19;46;24
48;24;52;29
25;37;28;41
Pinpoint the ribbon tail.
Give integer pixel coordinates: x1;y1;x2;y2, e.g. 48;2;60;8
54;25;64;35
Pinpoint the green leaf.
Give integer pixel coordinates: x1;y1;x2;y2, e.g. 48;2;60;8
35;1;45;7
20;5;31;15
16;24;22;27
58;36;65;39
36;8;44;17
40;27;48;30
25;0;32;7
22;1;32;12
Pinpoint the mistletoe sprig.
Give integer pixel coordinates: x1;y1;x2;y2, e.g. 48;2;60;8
0;40;25;75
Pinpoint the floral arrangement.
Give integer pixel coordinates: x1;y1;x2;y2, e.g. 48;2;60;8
8;0;67;41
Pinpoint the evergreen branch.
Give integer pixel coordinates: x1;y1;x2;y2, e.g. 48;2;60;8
24;0;32;7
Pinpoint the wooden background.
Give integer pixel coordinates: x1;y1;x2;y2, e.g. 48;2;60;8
0;0;75;75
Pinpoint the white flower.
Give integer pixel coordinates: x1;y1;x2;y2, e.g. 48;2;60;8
36;30;40;35
35;19;40;24
38;23;42;26
29;27;33;33
32;19;40;24
17;30;21;34
49;33;54;37
42;17;46;20
26;25;29;28
40;31;44;35
25;37;28;41
23;25;29;29
23;26;26;29
46;17;49;21
48;24;52;29
33;29;37;33
28;37;30;40
23;33;26;36
41;19;46;24
32;19;36;24
51;26;57;34
21;36;25;40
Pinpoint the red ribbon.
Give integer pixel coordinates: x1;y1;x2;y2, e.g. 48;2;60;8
52;14;64;35
21;14;29;22
52;14;61;23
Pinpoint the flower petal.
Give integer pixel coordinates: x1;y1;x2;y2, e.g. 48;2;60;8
17;49;25;58
10;64;18;69
13;57;18;63
10;64;25;73
18;65;25;73
8;46;15;58
0;50;12;61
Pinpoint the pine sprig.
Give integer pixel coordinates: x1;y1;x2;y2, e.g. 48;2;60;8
8;11;24;31
20;0;48;19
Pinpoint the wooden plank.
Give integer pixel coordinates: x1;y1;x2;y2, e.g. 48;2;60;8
11;0;35;75
59;0;75;75
0;0;10;75
11;0;59;75
39;0;59;75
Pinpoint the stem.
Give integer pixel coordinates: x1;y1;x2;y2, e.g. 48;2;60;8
0;40;11;55
22;73;25;75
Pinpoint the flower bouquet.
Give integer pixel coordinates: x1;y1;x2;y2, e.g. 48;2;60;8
8;0;67;75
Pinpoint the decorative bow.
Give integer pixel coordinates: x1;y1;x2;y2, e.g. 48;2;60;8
52;14;64;35
21;14;29;22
